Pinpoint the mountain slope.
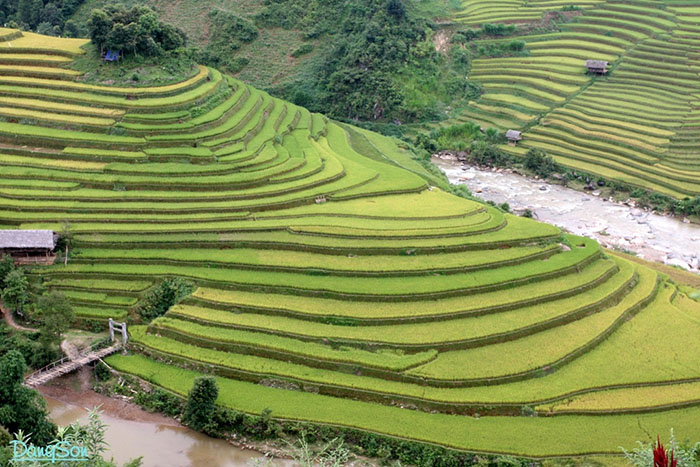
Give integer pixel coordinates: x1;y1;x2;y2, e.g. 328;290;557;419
0;30;698;457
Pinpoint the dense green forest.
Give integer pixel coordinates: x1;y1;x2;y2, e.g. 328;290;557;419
0;0;85;36
251;0;478;122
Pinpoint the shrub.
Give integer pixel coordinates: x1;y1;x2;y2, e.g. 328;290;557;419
94;361;112;382
470;140;512;166
0;255;14;286
0;350;57;445
87;4;186;56
135;278;194;322
291;43;314;57
134;387;183;417
524;148;559;177
198;10;257;73
183;376;218;432
2;269;29;314
34;291;74;347
477;40;527;58
482;23;516;36
622;430;699;467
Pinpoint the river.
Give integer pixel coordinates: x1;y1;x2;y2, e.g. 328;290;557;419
38;370;284;467
433;156;700;274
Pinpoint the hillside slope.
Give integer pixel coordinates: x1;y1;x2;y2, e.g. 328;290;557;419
0;30;698;457
70;0;473;124
451;0;700;198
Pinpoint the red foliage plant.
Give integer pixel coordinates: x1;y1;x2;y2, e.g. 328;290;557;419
654;436;678;467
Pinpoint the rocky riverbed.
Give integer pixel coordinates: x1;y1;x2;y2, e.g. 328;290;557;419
433;155;700;274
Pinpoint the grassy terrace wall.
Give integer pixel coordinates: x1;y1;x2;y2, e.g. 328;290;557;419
0;29;698;458
450;0;700;198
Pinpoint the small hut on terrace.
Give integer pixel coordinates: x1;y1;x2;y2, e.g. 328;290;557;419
0;230;57;264
585;60;609;74
506;129;522;145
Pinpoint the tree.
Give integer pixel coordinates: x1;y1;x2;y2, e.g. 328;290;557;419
63;19;81;38
87;5;186;56
183;376;218;432
29;0;43;28
136;277;194;322
0;254;14;285
87;9;114;51
40;2;62;26
34;291;74;347
524;148;559;178
2;269;29;314
61;0;84;17
386;0;406;19
484;127;502;144
0;350;57;445
36;22;57;36
17;0;35;28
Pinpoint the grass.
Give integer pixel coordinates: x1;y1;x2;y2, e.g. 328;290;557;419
405;264;648;380
71;244;558;274
537;380;700;413
608;250;700;289
0;106;115;126
46;238;599;298
145;319;437;371
44;278;152;292
0;31;88;55
106;353;700;457
174;259;630;345
184;257;615;320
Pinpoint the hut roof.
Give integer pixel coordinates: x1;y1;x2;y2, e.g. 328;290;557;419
506;129;522;140
0;230;55;249
585;60;609;68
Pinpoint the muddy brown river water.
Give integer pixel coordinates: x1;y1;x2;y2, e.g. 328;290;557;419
39;370;283;467
434;156;700;274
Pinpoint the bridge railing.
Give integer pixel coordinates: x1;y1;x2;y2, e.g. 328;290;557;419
24;318;127;384
25;355;73;381
25;341;121;381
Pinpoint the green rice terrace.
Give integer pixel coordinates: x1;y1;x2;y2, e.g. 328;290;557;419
452;0;700;199
1;28;699;458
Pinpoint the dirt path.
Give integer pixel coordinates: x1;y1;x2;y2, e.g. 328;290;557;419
3;301;81;366
1;300;36;332
61;339;80;361
433;30;450;54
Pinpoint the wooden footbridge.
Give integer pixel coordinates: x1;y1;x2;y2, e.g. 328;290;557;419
24;318;128;388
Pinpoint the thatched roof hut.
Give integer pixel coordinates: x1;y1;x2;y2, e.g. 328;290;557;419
585;60;609;74
506;129;522;143
0;230;55;250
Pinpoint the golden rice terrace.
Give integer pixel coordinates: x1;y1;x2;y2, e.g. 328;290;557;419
0;26;698;457
452;0;700;198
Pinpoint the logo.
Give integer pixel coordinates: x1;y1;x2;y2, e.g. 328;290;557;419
10;440;89;463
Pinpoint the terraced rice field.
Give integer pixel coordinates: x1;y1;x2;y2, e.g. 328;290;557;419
455;0;604;26
1;29;699;457
455;0;700;198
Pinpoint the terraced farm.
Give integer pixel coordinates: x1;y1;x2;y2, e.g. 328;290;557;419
1;28;699;458
456;0;700;198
